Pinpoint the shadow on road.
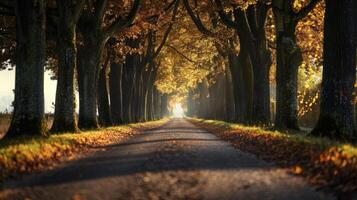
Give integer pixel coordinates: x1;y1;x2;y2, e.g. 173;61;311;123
2;119;275;190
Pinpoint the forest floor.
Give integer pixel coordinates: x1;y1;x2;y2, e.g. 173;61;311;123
0;118;334;200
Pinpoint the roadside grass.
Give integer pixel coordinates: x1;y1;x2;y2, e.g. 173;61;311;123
189;118;357;198
0;119;169;182
0;113;53;138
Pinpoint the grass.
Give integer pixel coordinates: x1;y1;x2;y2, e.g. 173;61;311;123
0;113;53;138
189;118;357;198
190;118;357;157
0;119;169;182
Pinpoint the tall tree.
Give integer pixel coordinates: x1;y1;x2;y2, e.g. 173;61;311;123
97;50;113;126
51;0;85;133
77;0;141;129
272;0;320;130
216;1;270;124
311;0;357;140
187;0;272;125
108;39;124;125
6;0;47;137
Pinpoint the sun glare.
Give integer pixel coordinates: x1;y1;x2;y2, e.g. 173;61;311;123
172;103;184;118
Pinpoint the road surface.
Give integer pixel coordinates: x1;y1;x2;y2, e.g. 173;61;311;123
0;118;333;200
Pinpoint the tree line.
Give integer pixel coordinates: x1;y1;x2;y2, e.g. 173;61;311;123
183;0;356;141
0;0;177;138
0;0;356;142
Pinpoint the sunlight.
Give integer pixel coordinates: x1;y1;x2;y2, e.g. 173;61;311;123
172;103;184;118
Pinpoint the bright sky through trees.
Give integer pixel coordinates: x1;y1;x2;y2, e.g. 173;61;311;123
0;70;57;113
172;103;184;118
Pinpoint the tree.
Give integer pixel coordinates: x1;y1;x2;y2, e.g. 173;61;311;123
51;0;85;133
97;48;113;126
6;0;47;137
272;0;320;130
214;0;272;125
311;0;357;141
108;39;124;125
77;0;141;129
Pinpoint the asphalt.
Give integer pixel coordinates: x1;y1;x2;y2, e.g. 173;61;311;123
0;118;333;200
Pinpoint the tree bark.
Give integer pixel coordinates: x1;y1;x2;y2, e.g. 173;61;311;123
187;90;195;117
76;0;141;128
228;51;253;124
109;62;123;125
252;44;271;125
161;94;169;118
272;3;302;130
77;33;103;129
247;5;272;125
274;29;301;130
225;66;236;122
311;0;357;141
7;0;47;137
197;78;210;119
271;0;321;130
122;41;139;123
153;88;161;120
97;62;112;127
51;4;79;133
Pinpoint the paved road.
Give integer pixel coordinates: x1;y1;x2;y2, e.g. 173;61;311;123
0;119;333;200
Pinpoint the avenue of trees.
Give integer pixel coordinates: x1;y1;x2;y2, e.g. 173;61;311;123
0;0;356;141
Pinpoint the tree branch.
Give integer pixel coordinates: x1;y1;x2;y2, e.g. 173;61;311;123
246;5;258;37
214;0;237;28
151;0;179;60
140;0;179;67
166;44;197;64
294;0;320;21
104;0;141;39
94;0;108;21
256;2;270;28
183;0;215;36
73;0;86;24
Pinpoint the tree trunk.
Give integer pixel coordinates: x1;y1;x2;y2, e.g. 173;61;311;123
109;62;123;125
122;46;138;123
311;0;357;141
51;21;78;133
251;32;272;126
97;63;112;127
153;88;160;120
7;0;47;137
187;90;195;117
274;30;301;130
198;78;210;118
147;84;154;121
143;68;153;121
137;72;145;122
225;66;236;122
77;35;103;129
161;94;168;118
216;72;227;120
272;3;301;130
229;51;253;123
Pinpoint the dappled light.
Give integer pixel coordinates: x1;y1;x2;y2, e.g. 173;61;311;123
0;0;357;199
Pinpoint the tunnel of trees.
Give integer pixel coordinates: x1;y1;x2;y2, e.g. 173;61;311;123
0;0;356;142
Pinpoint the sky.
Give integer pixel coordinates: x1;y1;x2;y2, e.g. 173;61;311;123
0;69;58;113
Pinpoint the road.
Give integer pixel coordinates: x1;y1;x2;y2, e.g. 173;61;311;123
0;118;333;200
